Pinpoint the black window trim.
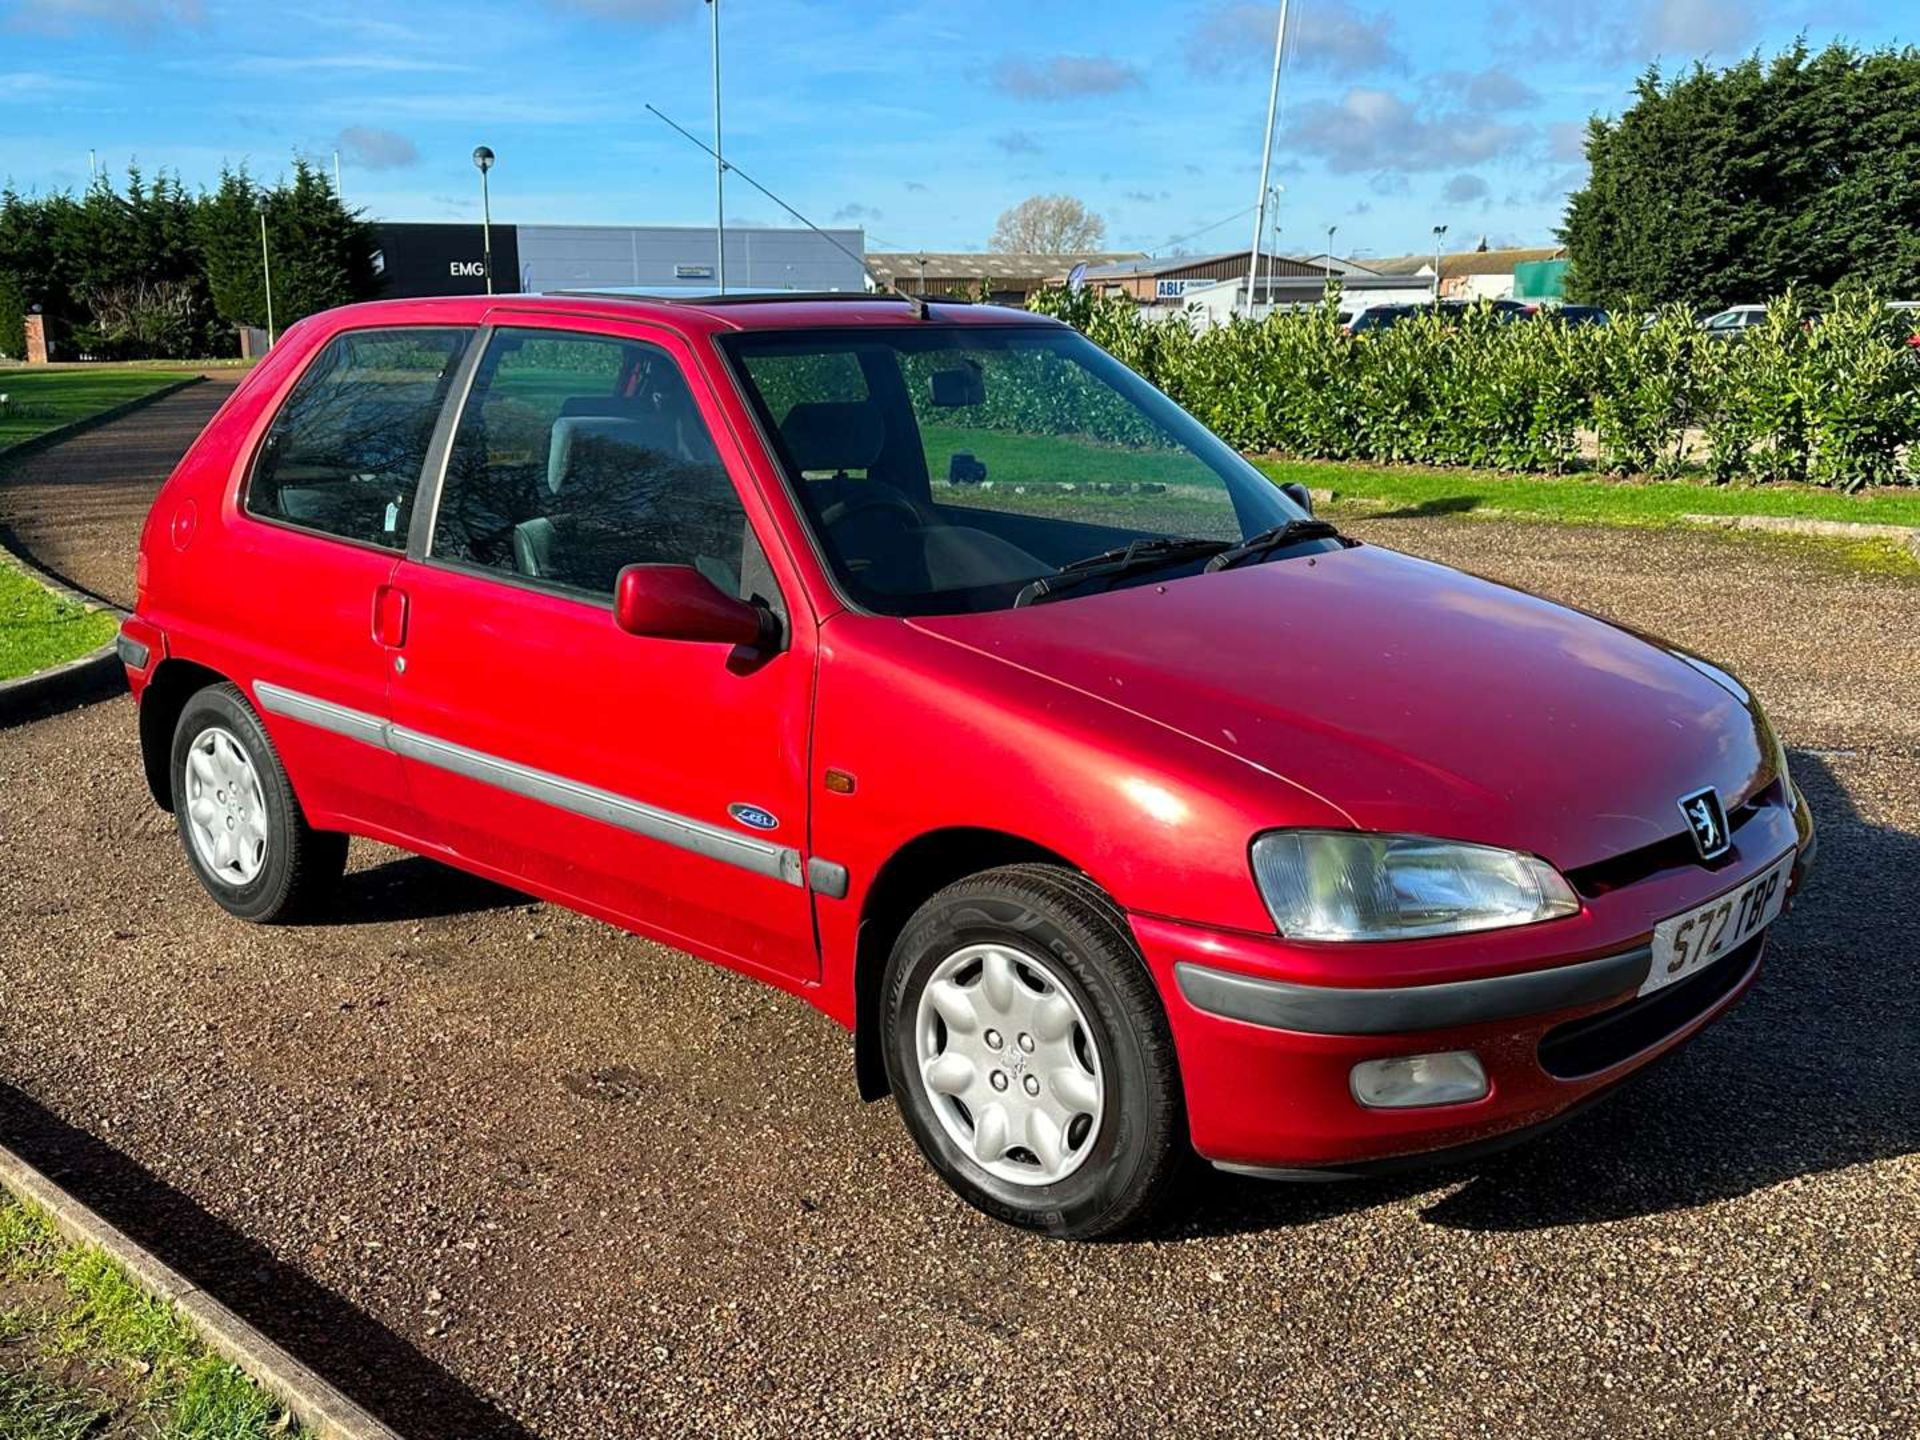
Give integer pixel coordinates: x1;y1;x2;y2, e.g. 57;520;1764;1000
238;321;481;558
410;319;790;629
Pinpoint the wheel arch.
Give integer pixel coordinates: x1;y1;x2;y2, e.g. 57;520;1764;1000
851;826;1091;1102
138;658;231;809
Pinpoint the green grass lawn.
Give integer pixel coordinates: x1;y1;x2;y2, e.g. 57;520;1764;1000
917;423;1920;530
0;562;118;681
1252;456;1920;529
0;1197;304;1439
0;368;196;452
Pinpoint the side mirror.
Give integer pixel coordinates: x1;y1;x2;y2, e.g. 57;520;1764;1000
614;564;774;648
1280;480;1314;515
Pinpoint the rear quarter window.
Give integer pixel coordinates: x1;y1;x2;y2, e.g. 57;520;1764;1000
245;326;472;550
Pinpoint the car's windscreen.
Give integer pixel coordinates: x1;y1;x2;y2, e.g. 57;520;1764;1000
721;325;1313;616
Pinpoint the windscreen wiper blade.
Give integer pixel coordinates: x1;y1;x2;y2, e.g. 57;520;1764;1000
1014;537;1229;607
1203;518;1344;573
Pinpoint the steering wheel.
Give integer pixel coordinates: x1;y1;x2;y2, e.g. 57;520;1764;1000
819;488;926;532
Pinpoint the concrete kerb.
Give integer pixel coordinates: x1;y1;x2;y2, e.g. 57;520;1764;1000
0;1143;404;1440
0;546;128;725
1679;510;1920;559
1307;487;1920;557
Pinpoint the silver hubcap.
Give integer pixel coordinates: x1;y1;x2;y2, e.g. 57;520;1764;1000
914;943;1105;1187
183;726;268;886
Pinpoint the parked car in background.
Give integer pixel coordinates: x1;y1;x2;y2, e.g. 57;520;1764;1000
1344;299;1530;335
119;292;1815;1239
1537;303;1610;326
1701;305;1769;339
1345;303;1412;334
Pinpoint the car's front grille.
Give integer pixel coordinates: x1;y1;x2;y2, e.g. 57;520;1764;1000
1565;782;1779;899
1536;934;1762;1080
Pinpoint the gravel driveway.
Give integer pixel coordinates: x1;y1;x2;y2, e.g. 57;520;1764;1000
1;409;1915;1436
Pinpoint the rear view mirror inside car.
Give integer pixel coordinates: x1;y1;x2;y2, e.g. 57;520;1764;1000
929;364;985;407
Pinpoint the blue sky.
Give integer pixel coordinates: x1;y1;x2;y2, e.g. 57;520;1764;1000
0;0;1911;261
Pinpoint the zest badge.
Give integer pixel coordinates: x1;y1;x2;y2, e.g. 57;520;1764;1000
728;803;780;832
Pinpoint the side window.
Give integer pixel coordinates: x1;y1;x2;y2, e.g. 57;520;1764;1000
246;327;471;549
431;329;753;602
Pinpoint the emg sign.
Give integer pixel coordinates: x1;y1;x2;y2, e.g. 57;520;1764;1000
450;261;488;278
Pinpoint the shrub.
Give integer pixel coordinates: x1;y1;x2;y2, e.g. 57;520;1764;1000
1026;285;1920;487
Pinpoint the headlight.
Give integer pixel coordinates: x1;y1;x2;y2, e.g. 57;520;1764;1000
1251;831;1580;942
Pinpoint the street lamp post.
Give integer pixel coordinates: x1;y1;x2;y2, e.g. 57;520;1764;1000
472;145;496;296
258;200;276;349
1431;223;1448;305
1325;224;1337;285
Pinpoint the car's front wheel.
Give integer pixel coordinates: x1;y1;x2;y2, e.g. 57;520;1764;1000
882;865;1187;1238
170;682;347;923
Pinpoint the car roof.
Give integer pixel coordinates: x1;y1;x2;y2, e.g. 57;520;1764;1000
297;291;1064;341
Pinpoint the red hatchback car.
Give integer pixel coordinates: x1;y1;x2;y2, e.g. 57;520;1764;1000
121;293;1815;1237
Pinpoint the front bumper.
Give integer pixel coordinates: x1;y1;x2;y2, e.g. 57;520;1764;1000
1134;799;1815;1174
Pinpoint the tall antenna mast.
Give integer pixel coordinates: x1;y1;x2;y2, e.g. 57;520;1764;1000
706;0;725;293
1245;0;1291;312
644;104;927;315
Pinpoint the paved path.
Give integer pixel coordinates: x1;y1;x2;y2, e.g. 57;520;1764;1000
0;376;238;607
1;463;1915;1434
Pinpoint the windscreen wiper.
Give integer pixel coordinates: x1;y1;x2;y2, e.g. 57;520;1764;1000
1014;536;1230;608
1203;518;1345;573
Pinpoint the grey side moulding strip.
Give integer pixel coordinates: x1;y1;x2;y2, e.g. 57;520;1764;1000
253;679;819;890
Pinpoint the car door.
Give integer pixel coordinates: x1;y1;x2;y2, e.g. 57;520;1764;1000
230;324;473;842
383;315;819;985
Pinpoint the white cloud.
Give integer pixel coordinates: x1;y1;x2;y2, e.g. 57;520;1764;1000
1494;0;1763;63
1459;69;1539;112
1644;0;1761;53
1286;87;1528;174
549;0;684;21
0;69;94;96
1549;121;1588;164
1187;1;1405;79
335;126;418;171
4;0;201;33
229;54;472;75
990;55;1144;101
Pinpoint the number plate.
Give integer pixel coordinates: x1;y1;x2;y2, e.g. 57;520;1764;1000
1642;853;1792;996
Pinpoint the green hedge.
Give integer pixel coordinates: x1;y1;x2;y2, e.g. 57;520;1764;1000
1028;287;1920;488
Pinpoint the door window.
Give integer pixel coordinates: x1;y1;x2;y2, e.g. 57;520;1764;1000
246;327;471;549
430;329;757;602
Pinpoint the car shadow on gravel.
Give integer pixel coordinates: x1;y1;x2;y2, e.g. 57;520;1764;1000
315;853;529;926
0;1084;536;1439
1180;750;1919;1237
1365;495;1481;521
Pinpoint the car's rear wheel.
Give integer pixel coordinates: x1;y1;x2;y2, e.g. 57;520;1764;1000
882;864;1187;1239
170;683;347;923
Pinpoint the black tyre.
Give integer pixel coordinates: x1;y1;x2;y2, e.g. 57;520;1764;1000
170;682;347;923
882;864;1187;1239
